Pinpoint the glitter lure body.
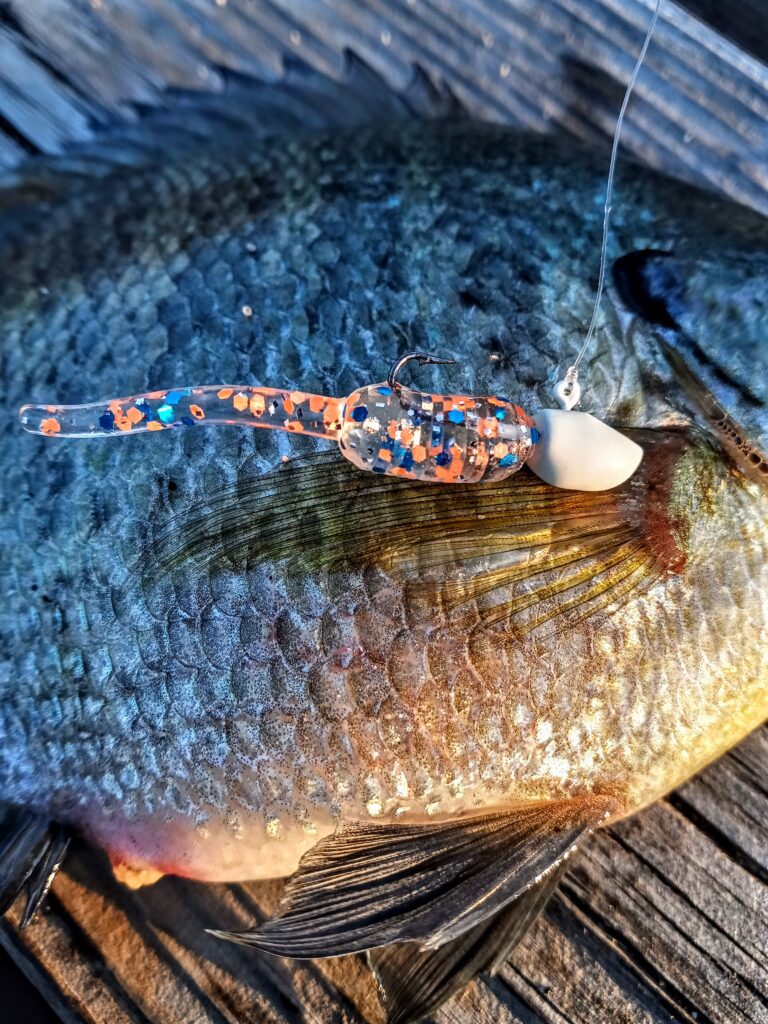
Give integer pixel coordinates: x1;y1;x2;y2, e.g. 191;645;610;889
2;120;767;894
20;380;537;484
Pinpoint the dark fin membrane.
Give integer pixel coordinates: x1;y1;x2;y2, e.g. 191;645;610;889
208;795;617;958
136;430;692;640
369;860;568;1024
0;52;461;221
0;809;70;928
660;340;768;488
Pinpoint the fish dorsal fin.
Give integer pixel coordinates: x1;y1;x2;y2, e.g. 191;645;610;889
0;54;460;221
369;859;568;1024
208;795;617;958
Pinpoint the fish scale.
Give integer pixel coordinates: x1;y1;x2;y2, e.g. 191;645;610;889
0;120;766;892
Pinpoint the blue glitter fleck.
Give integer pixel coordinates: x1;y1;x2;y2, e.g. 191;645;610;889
181;416;195;427
494;395;510;403
448;409;465;424
377;386;392;396
99;411;114;432
135;398;155;421
166;390;187;405
157;404;175;424
500;453;518;467
351;405;368;423
435;450;451;467
495;408;506;420
400;450;414;472
531;427;541;444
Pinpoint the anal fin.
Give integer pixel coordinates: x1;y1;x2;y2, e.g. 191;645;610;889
369;860;568;1024
209;794;617;958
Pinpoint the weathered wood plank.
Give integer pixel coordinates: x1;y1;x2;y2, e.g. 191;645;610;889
672;726;768;882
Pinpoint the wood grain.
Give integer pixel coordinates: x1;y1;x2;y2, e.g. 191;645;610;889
0;1;766;1021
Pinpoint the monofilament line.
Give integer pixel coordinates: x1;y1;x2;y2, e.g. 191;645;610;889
557;0;662;410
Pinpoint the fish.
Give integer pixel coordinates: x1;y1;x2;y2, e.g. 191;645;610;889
0;60;766;1023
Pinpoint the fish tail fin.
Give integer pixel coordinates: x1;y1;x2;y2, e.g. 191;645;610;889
0;808;70;928
369;860;568;1024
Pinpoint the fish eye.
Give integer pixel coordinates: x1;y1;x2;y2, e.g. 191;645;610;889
612;249;681;329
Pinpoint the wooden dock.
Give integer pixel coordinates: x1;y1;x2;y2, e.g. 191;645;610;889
0;1;766;1020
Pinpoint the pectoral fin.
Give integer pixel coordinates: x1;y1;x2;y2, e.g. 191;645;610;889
209;795;616;958
369;859;568;1024
140;431;691;642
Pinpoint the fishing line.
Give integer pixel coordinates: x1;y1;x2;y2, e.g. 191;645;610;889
555;0;663;411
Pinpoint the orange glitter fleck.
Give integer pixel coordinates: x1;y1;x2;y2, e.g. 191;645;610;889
289;391;306;405
400;426;414;445
283;398;295;414
286;420;304;432
233;393;248;412
493;442;509;459
378;448;392;462
115;416;132;432
250;394;265;415
324;400;342;430
40;418;61;435
189;404;205;420
387;420;398;440
309;395;326;414
514;404;535;427
218;388;233;400
146;421;164;431
412;444;427;463
127;406;143;424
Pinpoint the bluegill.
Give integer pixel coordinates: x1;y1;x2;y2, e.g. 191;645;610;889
0;75;766;1022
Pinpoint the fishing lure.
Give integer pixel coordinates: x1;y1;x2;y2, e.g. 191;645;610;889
19;352;641;491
